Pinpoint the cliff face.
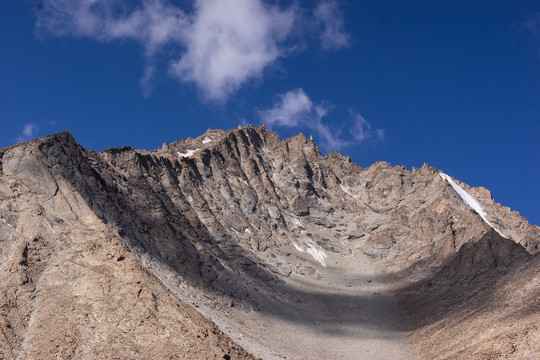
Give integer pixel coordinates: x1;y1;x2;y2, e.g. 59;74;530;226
0;132;255;360
0;125;538;359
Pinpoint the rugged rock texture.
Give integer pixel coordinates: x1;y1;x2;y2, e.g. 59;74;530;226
0;125;538;359
0;136;256;360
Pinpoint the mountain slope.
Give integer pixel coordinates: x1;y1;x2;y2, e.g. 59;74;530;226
0;125;538;359
0;136;256;359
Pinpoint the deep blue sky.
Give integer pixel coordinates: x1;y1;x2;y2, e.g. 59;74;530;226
1;0;539;225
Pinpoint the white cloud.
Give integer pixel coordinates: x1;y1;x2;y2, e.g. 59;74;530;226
350;111;372;142
22;123;38;137
259;88;313;127
260;89;382;151
140;63;155;99
314;1;350;51
36;0;187;54
171;0;294;100
36;0;350;100
36;0;296;100
523;13;540;32
16;123;39;143
170;0;294;101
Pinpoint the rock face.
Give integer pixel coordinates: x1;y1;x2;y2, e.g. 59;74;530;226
0;125;539;359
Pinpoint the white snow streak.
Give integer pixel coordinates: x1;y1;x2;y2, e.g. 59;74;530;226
293;242;305;253
439;173;506;238
217;258;232;272
177;149;197;157
238;178;249;186
288;165;297;177
202;137;212;144
306;240;327;267
339;184;358;200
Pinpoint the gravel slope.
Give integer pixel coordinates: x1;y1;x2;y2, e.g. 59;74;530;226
209;250;416;360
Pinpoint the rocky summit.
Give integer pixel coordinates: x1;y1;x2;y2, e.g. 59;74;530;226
0;125;539;359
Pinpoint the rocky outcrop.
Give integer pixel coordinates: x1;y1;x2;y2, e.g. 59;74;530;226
0;133;257;359
0;125;538;359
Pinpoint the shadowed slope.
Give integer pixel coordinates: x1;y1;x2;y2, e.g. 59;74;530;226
0;134;257;359
0;126;538;359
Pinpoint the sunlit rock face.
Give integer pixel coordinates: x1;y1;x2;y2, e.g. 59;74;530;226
0;125;538;359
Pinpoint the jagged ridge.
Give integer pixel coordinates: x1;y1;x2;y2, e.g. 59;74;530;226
0;125;539;359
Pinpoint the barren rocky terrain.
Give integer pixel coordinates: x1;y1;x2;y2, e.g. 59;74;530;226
1;125;538;359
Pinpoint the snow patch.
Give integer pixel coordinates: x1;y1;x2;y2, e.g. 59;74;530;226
439;173;506;238
245;228;251;234
339;184;358;200
177;149;197;157
202;137;212;144
306;240;328;267
288;165;297;177
217;258;232;272
293;243;305;253
237;177;249;186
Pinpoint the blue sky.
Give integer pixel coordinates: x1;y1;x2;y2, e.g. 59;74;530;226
1;0;539;225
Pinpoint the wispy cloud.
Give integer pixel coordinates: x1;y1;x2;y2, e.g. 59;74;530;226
36;0;349;101
16;123;39;143
36;0;187;55
349;110;384;142
259;89;382;151
521;13;540;60
140;63;155;99
314;1;350;51
523;13;540;33
258;88;316;127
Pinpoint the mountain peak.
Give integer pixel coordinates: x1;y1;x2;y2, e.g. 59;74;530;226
0;127;538;359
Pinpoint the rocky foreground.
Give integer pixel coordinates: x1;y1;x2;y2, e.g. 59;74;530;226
0;125;538;359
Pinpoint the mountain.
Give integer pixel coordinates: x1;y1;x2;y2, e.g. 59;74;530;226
1;125;538;359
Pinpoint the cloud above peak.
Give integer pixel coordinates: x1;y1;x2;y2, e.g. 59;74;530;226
169;0;294;101
315;1;351;51
16;123;39;143
258;88;315;127
36;0;187;54
259;89;383;151
36;0;349;101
